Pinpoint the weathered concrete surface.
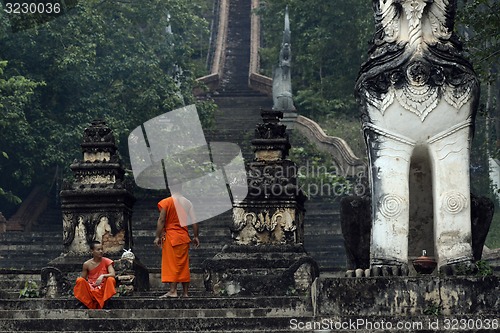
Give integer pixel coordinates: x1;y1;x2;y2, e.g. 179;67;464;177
318;276;500;316
204;244;319;296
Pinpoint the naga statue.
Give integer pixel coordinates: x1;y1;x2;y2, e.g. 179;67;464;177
272;6;295;112
355;0;479;275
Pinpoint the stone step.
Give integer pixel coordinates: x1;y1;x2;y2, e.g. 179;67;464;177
0;244;62;251
0;317;313;332
0;315;497;332
0;271;212;293
213;114;263;122
305;229;342;236
212;97;271;108
2;288;211;299
0;295;308;310
0;231;61;240
0;307;306;319
12;331;293;333
214;90;268;98
214;104;266;113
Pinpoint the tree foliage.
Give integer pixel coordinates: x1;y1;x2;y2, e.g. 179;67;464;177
0;0;214;213
0;56;41;204
459;0;500;81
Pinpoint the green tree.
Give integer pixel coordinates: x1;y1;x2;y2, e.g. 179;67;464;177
0;0;214;213
458;0;500;247
0;56;42;205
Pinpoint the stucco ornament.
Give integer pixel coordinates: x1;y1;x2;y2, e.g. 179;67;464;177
355;0;479;275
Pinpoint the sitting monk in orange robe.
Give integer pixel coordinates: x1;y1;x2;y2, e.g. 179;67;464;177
154;182;199;298
74;241;116;309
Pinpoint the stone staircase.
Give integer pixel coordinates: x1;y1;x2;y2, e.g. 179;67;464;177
218;0;251;93
0;295;313;332
0;204;62;271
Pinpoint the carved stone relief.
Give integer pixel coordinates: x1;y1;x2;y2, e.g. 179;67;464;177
231;205;300;245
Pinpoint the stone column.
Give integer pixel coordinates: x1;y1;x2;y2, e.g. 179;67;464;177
204;110;318;296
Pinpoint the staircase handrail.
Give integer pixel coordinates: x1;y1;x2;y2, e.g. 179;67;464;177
195;0;229;92
248;0;273;95
295;115;366;177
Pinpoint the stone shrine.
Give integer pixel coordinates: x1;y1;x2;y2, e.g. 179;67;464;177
232;110;305;245
353;0;489;275
45;119;148;294
58;119;135;257
203;110;318;296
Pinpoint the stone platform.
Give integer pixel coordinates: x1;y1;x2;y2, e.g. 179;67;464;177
316;275;500;317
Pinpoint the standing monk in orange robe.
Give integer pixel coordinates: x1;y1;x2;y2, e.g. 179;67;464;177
73;241;116;309
154;183;199;298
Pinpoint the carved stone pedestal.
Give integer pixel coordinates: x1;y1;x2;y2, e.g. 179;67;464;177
204;110;318;295
204;244;318;296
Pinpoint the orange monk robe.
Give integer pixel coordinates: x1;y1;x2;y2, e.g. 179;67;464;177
158;197;191;283
74;257;116;309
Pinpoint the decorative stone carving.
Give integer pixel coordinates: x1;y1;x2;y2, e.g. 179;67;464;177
231;206;302;244
57;120;135;257
39;267;72;298
355;1;480;274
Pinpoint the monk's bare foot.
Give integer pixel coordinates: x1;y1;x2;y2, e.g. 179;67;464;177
181;294;189;298
159;292;177;298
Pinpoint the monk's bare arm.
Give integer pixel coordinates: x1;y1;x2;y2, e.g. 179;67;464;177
105;264;116;278
81;262;89;279
95;263;115;286
154;209;166;247
186;201;199;248
192;223;200;248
